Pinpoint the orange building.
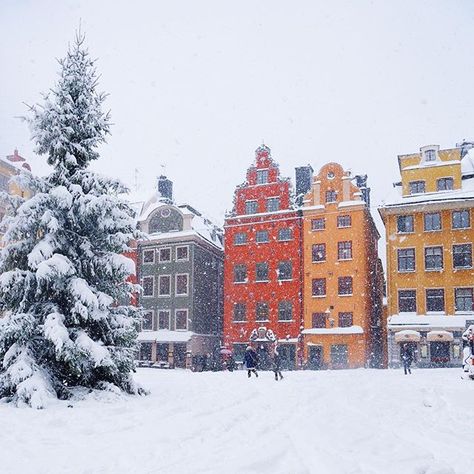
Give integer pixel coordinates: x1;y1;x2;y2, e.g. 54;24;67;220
301;163;384;369
379;143;474;367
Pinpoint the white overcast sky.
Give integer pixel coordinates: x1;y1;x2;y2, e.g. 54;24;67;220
1;0;474;231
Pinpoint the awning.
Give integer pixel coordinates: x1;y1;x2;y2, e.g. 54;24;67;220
427;330;454;342
395;330;421;343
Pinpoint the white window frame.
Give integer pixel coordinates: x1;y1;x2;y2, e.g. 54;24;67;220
158;274;171;297
256;169;269;185
175;273;189;296
176;245;189;262
142;249;155;264
157;310;171;330
245;200;258;215
266;196;280;212
158;246;172;263
175;308;188;331
142;276;154;298
141;309;154;331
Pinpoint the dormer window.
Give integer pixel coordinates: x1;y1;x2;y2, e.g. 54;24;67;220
409;181;425;195
256;170;268;184
425;149;436;161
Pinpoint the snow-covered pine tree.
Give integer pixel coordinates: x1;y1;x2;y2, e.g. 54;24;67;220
0;33;145;408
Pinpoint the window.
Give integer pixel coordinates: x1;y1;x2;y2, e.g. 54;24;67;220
455;288;474;312
158;275;171;296
256;169;268;184
398;248;415;272
234;264;247;283
142;276;154;297
234;232;247;245
312;243;326;262
143;250;155;264
158;310;170;329
175;274;189;295
233;303;246;322
424;212;441;231
175;309;188;330
278;228;292;241
337;215;351;228
425;247;443;271
452;210;470;229
311;218;325;231
409;181;425;194
425;149;436;161
278;301;293;321
398;290;416;312
338;277;353;295
139;342;153;361
0;174;9;192
312;278;326;296
176;246;189;261
142;311;153;330
255;263;269;282
159;247;171;262
266;197;280;212
256;302;269;321
437;177;453;191
426;289;445;312
453;244;472;268
338;312;353;327
312;313;326;328
277;261;292;280
326;190;337;203
338;241;352;260
397;215;414;233
245;200;258;215
256;230;269;243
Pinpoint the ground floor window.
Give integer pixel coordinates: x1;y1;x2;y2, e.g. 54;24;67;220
330;344;348;368
307;345;323;370
174;343;187;368
430;341;450;365
156;343;169;362
233;343;247;363
139;343;153;361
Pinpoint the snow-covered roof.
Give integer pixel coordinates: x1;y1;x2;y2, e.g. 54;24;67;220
137;330;194;343
462;148;474;176
388;314;472;330
302;326;364;335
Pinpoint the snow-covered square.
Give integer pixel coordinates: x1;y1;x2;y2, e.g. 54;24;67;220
1;368;472;474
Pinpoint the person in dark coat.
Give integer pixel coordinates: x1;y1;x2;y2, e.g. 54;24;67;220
244;345;259;378
401;343;414;375
272;347;283;381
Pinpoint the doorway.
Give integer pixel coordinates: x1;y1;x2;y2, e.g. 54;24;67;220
308;346;323;370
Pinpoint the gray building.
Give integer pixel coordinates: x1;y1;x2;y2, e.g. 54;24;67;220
134;176;224;369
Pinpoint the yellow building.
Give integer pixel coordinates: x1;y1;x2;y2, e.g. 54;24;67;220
0;149;33;241
379;143;474;367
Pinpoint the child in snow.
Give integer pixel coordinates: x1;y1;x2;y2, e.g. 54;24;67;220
401;343;414;375
244;345;259;378
272;347;283;381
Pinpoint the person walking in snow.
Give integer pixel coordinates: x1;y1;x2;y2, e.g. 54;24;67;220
401;343;414;375
272;347;283;381
244;345;259;378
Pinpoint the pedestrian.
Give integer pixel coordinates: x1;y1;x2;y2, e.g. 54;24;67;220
401;343;413;375
272;347;283;381
244;345;259;378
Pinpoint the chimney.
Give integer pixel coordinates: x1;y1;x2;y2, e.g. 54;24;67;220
157;175;173;203
295;165;313;205
354;174;371;208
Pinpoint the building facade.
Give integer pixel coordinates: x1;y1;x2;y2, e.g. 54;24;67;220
301;163;385;369
379;143;474;367
135;176;224;369
223;145;303;369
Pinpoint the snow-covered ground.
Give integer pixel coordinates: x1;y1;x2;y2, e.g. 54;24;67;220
1;368;472;474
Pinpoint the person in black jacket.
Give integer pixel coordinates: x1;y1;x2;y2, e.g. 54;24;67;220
401;343;414;375
244;345;259;378
272;347;283;381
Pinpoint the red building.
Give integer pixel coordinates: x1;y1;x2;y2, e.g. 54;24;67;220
223;145;302;369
